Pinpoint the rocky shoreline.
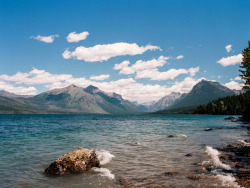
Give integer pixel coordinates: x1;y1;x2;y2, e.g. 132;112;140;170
213;118;250;187
186;117;250;188
219;139;250;187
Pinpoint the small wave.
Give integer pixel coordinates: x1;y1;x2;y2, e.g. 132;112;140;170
216;173;241;188
205;146;231;170
237;140;250;146
204;146;241;188
92;167;115;179
177;134;187;138
96;150;115;165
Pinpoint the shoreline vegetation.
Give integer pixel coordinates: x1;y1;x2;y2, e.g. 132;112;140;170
153;92;250;122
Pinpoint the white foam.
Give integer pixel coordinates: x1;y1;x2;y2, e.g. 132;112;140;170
216;174;241;188
237;140;250;147
201;160;210;165
177;134;187;138
92;167;115;179
96;150;115;165
205;146;231;170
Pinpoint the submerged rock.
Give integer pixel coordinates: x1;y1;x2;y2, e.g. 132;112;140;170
204;128;213;131
224;116;235;120
188;175;201;180
117;178;132;186
196;166;207;173
163;171;179;176
185;153;192;157
44;147;100;175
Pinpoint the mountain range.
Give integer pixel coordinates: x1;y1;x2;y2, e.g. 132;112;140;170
145;92;185;112
0;85;141;114
0;80;240;114
154;80;238;113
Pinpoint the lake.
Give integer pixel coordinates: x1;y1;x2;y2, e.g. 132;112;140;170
0;114;246;187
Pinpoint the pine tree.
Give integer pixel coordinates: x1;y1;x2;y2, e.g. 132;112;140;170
240;41;250;90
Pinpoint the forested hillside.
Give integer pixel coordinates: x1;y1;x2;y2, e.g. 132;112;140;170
194;92;250;115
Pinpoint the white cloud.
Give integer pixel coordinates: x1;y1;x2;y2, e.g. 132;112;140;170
225;45;232;53
114;56;169;75
0;68;205;103
230;76;241;81
90;74;110;81
114;56;199;81
135;67;199;81
0;68;73;85
217;54;243;66
224;81;243;90
189;67;200;77
114;60;130;70
62;49;71;59
30;34;59;43
66;31;89;42
176;55;184;59
167;77;205;94
63;42;161;62
0;81;37;95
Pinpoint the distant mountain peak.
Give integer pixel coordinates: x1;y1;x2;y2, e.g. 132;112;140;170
146;92;184;112
169;92;181;96
84;85;100;93
70;84;77;87
65;84;78;89
166;79;236;110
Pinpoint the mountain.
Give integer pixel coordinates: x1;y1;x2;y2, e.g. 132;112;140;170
133;101;151;112
0;90;32;98
141;101;156;107
0;96;46;114
147;92;184;112
24;84;141;114
164;80;236;111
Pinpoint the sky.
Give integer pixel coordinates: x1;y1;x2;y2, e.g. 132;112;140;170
0;0;249;103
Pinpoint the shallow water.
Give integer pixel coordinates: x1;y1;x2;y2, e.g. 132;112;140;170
0;114;247;187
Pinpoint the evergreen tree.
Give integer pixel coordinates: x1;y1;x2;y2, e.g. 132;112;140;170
240;41;250;90
239;41;250;120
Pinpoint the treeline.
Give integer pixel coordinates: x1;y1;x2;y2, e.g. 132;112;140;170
194;91;250;115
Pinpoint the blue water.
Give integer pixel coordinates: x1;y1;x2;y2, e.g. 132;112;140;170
0;114;247;187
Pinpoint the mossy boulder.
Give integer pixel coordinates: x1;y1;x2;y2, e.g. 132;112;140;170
44;147;100;175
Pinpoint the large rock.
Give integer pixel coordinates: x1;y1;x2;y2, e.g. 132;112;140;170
44;147;100;175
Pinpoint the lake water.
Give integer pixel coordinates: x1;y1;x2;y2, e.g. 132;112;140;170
0;114;247;188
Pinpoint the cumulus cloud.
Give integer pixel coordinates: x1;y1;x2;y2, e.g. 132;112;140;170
0;68;205;103
167;77;205;94
224;81;243;90
114;60;130;71
62;42;161;62
176;55;184;59
114;56;169;75
62;49;71;59
0;68;73;85
225;45;232;53
189;67;200;77
135;67;199;80
230;76;241;81
0;81;37;95
114;56;199;81
30;34;59;43
217;54;243;66
90;74;110;81
66;31;89;42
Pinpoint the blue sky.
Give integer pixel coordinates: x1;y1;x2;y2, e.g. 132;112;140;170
0;0;249;103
